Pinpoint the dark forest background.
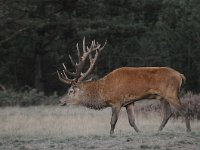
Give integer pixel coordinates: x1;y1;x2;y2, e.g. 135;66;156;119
0;0;200;96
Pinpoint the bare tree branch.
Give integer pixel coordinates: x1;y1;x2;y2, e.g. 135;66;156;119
0;27;29;45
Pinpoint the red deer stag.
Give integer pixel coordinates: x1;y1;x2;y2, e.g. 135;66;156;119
57;38;191;135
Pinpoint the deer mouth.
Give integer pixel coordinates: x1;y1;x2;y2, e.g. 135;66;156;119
59;101;66;106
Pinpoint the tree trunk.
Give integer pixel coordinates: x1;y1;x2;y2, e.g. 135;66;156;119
34;53;44;91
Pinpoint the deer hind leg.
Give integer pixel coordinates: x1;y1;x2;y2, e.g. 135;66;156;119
110;104;121;136
126;103;140;132
158;99;172;131
165;96;191;132
175;102;191;132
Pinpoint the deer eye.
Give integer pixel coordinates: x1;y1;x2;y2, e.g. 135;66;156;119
68;89;74;94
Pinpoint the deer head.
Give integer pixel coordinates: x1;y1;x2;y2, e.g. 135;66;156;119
57;37;106;106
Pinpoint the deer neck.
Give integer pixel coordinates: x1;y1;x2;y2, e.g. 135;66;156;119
79;81;107;110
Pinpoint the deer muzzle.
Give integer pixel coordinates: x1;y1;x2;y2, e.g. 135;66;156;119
59;99;66;106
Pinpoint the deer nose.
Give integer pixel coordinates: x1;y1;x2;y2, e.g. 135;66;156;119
59;99;66;106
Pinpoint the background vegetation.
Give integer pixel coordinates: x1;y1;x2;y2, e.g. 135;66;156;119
0;0;200;95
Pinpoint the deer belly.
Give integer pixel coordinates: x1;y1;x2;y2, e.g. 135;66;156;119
122;94;140;106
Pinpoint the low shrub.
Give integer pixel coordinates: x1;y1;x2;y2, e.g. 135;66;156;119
182;92;200;120
0;89;59;106
134;92;200;120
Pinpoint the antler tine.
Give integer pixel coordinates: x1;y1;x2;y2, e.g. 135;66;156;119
62;70;75;82
78;50;100;82
62;63;67;70
62;63;76;76
92;40;95;49
89;52;92;61
69;55;76;67
99;40;107;51
57;70;73;84
76;43;81;62
87;41;101;52
83;37;86;53
88;44;95;66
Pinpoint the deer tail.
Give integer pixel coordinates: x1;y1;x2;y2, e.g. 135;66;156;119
180;73;186;84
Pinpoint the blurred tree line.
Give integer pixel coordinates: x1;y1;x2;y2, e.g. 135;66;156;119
0;0;200;94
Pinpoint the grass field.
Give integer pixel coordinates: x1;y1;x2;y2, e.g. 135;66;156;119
0;104;200;150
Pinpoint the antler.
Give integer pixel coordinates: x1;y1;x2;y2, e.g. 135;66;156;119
57;37;106;84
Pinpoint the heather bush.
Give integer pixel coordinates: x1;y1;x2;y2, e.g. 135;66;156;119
134;92;200;120
0;89;59;106
182;92;200;119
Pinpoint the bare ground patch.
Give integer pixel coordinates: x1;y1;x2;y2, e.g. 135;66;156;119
0;132;200;150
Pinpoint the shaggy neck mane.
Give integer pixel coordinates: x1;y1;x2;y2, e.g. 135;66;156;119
79;81;107;110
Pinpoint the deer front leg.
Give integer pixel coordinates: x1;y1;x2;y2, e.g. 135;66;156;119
110;104;121;136
126;103;140;132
